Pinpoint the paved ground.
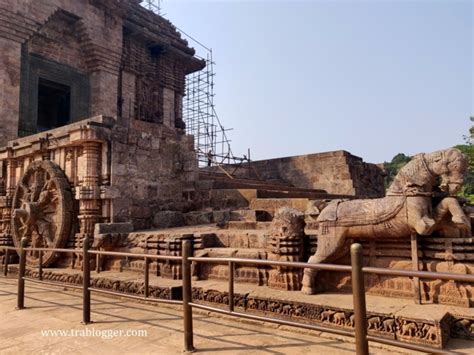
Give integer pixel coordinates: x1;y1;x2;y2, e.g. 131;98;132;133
0;277;409;355
1;277;474;354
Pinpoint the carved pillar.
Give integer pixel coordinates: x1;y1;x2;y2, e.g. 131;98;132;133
0;158;14;259
157;234;193;279
6;158;16;198
267;209;305;291
76;142;102;248
0;196;12;251
0;161;5;196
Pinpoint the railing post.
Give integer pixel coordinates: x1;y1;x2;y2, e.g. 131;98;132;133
17;237;28;310
351;243;369;355
96;251;101;274
411;233;421;304
228;261;234;312
38;251;43;281
4;248;9;276
82;235;91;324
182;240;194;352
144;256;149;298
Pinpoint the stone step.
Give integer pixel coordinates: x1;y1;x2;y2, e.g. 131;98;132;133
250;198;310;215
207;189;257;209
197;247;266;259
198;171;328;194
198;181;342;207
230;209;256;222
256;221;272;230
205;180;321;193
199;171;290;187
227;221;257;230
256;189;352;200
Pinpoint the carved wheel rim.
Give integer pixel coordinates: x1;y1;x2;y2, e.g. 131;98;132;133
11;161;73;267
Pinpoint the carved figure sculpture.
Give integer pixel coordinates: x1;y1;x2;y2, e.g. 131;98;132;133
302;148;469;294
422;324;438;341
383;318;396;333
400;321;418;337
347;314;355;327
320;310;335;322
267;207;305;290
333;312;347;325
11;161;73;267
367;316;382;330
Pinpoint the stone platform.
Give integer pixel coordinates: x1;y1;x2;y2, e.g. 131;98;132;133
4;266;474;350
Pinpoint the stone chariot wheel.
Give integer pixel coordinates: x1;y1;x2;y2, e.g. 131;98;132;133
11;160;73;267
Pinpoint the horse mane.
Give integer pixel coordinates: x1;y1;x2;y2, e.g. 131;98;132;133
386;155;432;195
386;148;466;196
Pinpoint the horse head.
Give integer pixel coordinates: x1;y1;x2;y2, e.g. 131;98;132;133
387;148;467;196
424;148;467;196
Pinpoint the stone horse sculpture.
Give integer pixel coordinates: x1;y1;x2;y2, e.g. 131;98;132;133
302;147;470;295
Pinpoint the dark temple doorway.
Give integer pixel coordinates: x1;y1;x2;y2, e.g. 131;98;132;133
37;78;71;132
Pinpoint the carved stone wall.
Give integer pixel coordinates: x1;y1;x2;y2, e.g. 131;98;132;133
0;0;124;145
316;232;474;307
192;288;451;348
0;116;198;262
0;0;204;146
121;34;163;124
25;10;89;72
109;119;197;230
204;150;385;198
119;27;195;130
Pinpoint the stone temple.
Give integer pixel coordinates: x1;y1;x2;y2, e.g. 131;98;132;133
0;0;473;350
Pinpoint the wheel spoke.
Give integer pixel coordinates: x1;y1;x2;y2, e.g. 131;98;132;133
43;206;56;214
12;161;72;266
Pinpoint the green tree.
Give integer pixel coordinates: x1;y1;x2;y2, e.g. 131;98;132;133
383;153;412;188
456;117;474;199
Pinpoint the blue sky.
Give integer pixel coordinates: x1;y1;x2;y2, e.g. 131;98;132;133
160;0;473;163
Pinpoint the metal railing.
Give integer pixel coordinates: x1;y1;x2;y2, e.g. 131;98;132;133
2;237;473;354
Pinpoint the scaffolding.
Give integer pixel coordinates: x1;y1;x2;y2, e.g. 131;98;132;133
184;51;237;167
141;1;246;168
142;0;162;15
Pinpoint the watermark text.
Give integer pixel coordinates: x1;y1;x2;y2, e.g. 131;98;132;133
41;328;148;340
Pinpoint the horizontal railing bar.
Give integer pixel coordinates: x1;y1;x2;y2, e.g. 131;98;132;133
366;335;456;355
189;302;355;338
23;277;83;290
188;257;353;272
0;246;18;251
88;250;182;261
24;248;82;254
6;246;474;283
363;266;474;283
89;287;182;305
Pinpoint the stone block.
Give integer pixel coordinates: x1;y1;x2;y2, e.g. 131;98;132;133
94;222;134;236
130;205;152;219
184;211;213;225
230;209;256;222
213;210;231;225
152;211;185;229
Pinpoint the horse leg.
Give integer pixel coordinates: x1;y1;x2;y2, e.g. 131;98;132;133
301;233;348;295
407;197;436;235
414;217;436;235
433;197;471;233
